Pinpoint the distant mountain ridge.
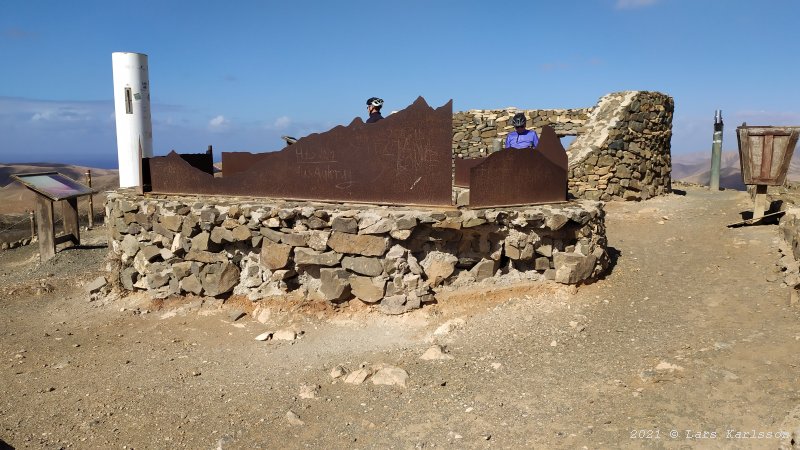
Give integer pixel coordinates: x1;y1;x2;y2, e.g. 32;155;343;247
671;149;800;190
0;163;118;216
0;162;118;188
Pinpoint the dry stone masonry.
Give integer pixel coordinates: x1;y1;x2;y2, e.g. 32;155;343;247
106;190;609;313
778;207;800;296
452;108;590;158
567;91;673;201
452;91;674;201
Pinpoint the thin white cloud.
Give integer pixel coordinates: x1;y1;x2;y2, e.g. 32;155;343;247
31;108;93;122
615;0;659;9
0;97;108;124
209;115;229;129
273;116;291;129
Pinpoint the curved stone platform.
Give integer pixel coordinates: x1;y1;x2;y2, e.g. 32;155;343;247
106;190;609;314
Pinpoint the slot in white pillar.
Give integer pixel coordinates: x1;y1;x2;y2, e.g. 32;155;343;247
112;52;153;188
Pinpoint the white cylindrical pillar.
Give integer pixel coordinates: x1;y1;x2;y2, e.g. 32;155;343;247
112;52;153;188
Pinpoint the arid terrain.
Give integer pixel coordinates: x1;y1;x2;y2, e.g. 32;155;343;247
0;163;118;247
1;183;798;449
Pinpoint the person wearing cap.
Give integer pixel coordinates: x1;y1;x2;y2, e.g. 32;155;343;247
504;112;539;149
366;97;384;123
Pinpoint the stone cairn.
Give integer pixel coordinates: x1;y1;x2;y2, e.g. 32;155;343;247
106;191;608;313
451;90;673;201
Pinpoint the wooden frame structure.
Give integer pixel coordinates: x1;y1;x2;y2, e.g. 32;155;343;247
737;125;800;219
11;172;95;261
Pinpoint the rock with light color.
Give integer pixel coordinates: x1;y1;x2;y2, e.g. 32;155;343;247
285;410;304;426
371;365;409;387
433;318;466;336
273;329;297;341
330;365;347;379
420;345;453;361
254;332;272;341
343;367;372;385
298;384;320;399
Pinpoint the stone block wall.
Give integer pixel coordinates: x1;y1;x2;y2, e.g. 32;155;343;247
567;91;673;201
452;91;674;201
778;207;800;291
106;191;609;313
452;108;590;158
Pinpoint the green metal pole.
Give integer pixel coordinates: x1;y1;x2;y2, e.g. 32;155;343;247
710;110;723;191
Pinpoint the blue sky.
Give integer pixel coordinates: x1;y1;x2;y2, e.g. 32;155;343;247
1;0;799;168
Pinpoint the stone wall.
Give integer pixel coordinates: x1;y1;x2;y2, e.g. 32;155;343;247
106;190;609;313
0;236;36;250
452;108;591;158
452;91;674;201
778;207;800;296
567;91;673;201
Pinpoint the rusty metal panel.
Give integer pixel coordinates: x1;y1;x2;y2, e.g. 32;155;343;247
469;125;567;208
454;157;486;188
179;148;215;175
147;97;454;206
737;126;800;185
148;152;217;196
221;151;270;177
144;150;215;192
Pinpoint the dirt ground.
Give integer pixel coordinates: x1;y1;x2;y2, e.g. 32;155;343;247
1;184;799;449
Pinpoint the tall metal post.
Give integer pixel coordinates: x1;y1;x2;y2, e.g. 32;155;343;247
112;52;153;188
85;170;94;229
29;210;35;239
710;110;724;191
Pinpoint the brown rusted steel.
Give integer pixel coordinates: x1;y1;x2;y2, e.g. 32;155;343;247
147;152;217;196
454;157;486;188
221;151;271;177
144;149;215;192
737;125;800;185
147;97;454;206
468;125;567;208
179;147;215;175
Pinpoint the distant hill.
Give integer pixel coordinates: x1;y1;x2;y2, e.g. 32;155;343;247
0;163;118;216
671;149;800;190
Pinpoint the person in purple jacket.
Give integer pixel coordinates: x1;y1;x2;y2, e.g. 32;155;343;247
505;112;539;149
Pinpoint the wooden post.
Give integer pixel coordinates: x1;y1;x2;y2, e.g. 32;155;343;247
753;184;768;219
35;195;55;261
85;170;94;229
62;197;80;246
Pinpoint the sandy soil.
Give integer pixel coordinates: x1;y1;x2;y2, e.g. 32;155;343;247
1;184;799;449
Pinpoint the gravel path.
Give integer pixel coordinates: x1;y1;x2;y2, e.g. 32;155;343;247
1;184;798;449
